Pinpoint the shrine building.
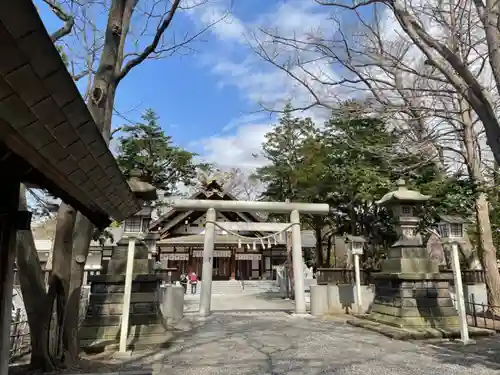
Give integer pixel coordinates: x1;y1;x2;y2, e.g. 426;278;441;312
148;180;317;280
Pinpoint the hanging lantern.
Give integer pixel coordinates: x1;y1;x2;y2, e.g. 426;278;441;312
267;238;272;248
273;235;278;246
260;238;265;249
246;243;250;250
252;241;256;251
238;239;242;248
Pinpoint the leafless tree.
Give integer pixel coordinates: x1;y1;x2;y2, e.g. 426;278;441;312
16;0;225;370
250;0;500;309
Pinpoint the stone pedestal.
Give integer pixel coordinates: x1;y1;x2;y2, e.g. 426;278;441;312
349;238;492;339
365;239;459;329
348;181;493;339
80;238;170;351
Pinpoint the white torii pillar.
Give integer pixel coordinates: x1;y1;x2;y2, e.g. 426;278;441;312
199;208;215;317
172;199;330;317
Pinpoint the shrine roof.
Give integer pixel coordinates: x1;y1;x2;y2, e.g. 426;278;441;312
149;180;262;232
0;1;140;228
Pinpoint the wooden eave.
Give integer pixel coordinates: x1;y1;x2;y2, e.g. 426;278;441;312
0;1;140;228
149;182;262;231
158;209;264;239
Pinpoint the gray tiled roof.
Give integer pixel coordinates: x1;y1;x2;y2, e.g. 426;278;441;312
0;1;140;227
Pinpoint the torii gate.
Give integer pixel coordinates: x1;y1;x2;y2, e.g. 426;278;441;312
171;199;330;316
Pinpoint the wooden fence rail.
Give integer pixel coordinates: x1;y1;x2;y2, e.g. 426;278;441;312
316;268;487;286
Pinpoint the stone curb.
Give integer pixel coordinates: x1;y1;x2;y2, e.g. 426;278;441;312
63;372;152;375
347;315;495;341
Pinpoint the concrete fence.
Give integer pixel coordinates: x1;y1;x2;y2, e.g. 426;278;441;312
308;275;489;318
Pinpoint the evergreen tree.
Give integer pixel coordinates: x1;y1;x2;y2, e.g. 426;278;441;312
116;109;197;195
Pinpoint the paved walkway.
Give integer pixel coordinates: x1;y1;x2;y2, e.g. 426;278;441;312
115;308;500;375
183;293;296;313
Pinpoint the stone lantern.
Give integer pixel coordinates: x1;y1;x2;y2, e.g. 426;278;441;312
357;179;461;332
437;215;466;242
435;215;470;343
377;179;431;245
81;170;170;353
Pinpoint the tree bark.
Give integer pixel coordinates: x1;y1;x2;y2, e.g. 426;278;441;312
50;203;77;363
390;3;500;166
15;186;54;371
18;0;186;366
313;216;324;267
460;100;500;310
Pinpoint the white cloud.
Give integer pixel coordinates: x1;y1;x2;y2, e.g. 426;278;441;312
200;122;272;169
190;0;340;170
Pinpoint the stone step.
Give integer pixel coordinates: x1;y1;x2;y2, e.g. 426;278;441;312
107;259;150;275
89;292;157;305
80;322;168;340
184;281;281;295
82;313;160;326
87;301;158;316
111;246;149;260
81;331;175;352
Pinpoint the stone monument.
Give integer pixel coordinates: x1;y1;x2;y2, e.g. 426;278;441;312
348;180;492;339
80;171;171;351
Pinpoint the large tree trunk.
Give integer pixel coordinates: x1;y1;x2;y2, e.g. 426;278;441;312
16;186;54;371
62;213;94;363
313;217;324;267
19;0;185;366
44;0;131;362
461;100;500;311
50;203;77;364
390;4;500;166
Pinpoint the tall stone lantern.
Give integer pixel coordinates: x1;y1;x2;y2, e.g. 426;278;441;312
81;170;171;353
364;179;460;330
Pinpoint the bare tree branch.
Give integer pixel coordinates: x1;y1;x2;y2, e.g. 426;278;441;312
43;0;75;42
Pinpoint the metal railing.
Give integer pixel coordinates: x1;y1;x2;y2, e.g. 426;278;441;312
456;294;500;331
10;309;30;362
9;286;91;362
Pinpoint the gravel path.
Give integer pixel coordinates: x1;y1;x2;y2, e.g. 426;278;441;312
11;291;500;375
117;312;500;375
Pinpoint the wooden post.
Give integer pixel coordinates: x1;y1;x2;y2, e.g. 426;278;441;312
119;234;137;353
0;180;20;375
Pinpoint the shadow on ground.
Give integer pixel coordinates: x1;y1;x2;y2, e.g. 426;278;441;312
424;336;500;370
11;306;500;374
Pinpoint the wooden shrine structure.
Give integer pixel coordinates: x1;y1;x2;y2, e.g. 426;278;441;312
149;181;318;281
0;1;141;371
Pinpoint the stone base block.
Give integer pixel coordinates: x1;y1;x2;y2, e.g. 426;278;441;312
80;323;172;352
347;315;494;341
367;310;460;329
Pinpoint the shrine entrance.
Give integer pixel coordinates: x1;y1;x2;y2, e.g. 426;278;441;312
170;199;330;316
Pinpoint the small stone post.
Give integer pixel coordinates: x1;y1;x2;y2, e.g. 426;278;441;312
291;210;306;314
119;234;137;353
451;242;470;343
200;208;216;317
353;253;362;312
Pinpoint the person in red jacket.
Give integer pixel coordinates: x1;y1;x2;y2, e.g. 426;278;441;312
189;271;198;294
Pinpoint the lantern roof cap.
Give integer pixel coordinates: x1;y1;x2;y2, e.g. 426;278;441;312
438;215;467;224
344;234;366;243
127;169;157;201
376;179;431;206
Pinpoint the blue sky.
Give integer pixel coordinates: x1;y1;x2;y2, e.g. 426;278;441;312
35;0;352;170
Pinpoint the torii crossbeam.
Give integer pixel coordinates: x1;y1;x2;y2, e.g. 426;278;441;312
170;199;330;316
